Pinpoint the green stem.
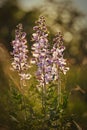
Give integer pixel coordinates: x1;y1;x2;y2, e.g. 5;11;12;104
22;95;27;121
43;83;46;117
56;69;62;130
42;85;44;112
57;69;61;106
20;80;27;121
42;65;47;120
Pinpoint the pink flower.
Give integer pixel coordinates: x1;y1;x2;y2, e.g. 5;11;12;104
31;16;52;86
51;32;69;79
11;23;31;83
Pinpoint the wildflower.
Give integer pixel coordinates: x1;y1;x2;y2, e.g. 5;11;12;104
51;32;69;80
31;16;52;86
11;23;31;84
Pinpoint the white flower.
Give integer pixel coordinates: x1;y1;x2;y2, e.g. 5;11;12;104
19;73;31;80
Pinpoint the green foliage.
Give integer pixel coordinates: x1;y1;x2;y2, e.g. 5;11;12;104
5;77;73;130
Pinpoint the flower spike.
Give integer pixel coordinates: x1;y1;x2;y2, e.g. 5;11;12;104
11;23;31;85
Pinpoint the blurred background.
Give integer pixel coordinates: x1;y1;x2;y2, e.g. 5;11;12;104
0;0;87;129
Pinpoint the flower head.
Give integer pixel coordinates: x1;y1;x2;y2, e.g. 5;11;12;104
31;16;52;86
51;32;69;79
11;23;31;83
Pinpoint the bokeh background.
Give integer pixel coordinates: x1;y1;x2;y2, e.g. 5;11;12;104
0;0;87;129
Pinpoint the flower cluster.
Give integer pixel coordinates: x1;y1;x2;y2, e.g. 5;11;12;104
51;32;69;80
11;24;31;82
31;17;69;85
31;16;52;86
